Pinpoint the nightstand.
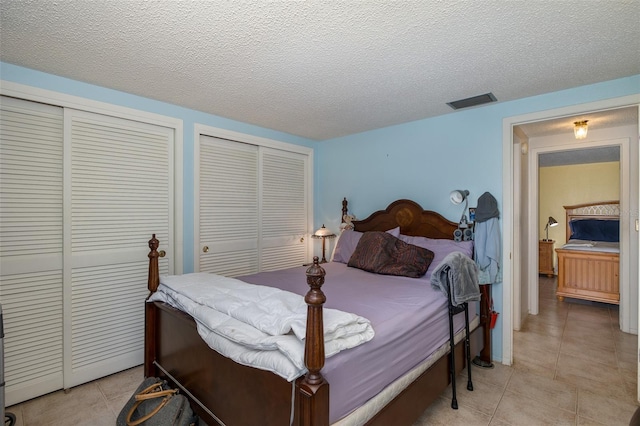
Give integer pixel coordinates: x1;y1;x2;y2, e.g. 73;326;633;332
539;240;555;277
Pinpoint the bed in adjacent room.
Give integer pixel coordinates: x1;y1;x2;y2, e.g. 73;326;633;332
144;199;487;425
555;200;620;305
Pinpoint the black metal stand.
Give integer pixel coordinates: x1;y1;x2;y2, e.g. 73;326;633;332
447;291;473;410
472;356;494;369
5;413;16;426
471;284;494;369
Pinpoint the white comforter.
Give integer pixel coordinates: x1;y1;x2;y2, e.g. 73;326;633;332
147;273;374;381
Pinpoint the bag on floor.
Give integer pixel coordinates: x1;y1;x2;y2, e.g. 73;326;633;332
116;377;197;426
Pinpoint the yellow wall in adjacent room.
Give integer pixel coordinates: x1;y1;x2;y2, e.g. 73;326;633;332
539;161;619;244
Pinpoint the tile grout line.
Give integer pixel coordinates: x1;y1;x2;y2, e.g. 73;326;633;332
488;366;514;424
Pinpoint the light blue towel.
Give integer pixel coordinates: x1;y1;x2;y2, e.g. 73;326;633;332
430;252;480;306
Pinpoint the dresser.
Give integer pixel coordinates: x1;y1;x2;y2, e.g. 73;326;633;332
539;240;555;277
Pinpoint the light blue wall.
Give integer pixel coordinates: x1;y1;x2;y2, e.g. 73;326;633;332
2;61;639;362
0;62;316;271
316;74;640;361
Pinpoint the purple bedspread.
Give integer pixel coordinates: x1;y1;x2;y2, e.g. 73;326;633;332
239;261;478;423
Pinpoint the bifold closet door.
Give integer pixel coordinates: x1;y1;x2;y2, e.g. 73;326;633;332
198;136;259;276
197;136;308;276
1;99;173;405
260;148;308;271
0;96;64;406
64;109;173;388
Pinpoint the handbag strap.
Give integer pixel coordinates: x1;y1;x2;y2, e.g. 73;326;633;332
133;381;178;400
135;389;177;401
126;396;171;426
126;381;179;426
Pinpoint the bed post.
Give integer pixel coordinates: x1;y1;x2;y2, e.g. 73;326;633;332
147;234;160;294
295;257;330;426
145;234;160;378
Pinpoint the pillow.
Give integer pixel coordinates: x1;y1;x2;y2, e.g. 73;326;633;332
399;235;474;274
332;227;402;263
331;230;363;263
347;231;434;278
570;219;619;242
386;226;400;237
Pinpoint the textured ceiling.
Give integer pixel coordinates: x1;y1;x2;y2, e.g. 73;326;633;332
1;1;639;140
539;146;620;167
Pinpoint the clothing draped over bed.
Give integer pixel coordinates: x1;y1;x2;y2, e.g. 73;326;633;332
430;252;481;306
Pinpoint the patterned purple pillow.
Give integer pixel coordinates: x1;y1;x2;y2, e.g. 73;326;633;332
347;232;434;278
332;227;401;263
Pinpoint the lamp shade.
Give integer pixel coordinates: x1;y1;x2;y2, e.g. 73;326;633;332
313;225;335;238
544;216;558;241
449;190;469;205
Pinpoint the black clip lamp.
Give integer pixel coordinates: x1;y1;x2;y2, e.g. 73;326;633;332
544;216;558;241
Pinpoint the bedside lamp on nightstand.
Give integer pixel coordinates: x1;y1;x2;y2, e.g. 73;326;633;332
544;216;558;241
312;225;336;263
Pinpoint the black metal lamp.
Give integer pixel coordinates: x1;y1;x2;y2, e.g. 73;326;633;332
544;216;558;241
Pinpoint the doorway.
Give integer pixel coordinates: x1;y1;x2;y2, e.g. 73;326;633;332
528;139;627;321
501;94;640;370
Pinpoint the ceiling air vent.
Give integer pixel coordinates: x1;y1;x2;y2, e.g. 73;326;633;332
447;92;497;110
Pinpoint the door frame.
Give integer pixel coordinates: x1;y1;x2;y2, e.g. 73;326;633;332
528;138;629;319
193;123;314;273
1;81;184;404
501;94;640;366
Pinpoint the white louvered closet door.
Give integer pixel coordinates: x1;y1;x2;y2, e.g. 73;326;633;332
198;136;259;276
64;109;173;388
260;148;308;271
0;97;64;406
197;135;308;276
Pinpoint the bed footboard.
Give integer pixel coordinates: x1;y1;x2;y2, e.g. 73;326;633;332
144;235;329;426
555;248;619;304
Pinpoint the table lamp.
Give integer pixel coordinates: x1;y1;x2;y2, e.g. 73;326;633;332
312;225;336;263
544;216;558;241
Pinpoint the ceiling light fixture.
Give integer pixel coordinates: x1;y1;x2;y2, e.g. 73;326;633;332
573;120;588;140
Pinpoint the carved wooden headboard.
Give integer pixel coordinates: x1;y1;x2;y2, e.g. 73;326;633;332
343;198;458;240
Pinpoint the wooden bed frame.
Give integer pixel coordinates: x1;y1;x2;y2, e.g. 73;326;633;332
144;198;488;425
555;200;620;305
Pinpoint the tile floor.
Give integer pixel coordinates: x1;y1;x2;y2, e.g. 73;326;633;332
414;276;639;425
6;276;639;425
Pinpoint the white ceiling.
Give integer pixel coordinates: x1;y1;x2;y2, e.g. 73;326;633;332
521;105;637;167
517;106;639;139
1;1;639;140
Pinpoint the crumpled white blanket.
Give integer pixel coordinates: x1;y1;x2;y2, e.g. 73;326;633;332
147;273;374;381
